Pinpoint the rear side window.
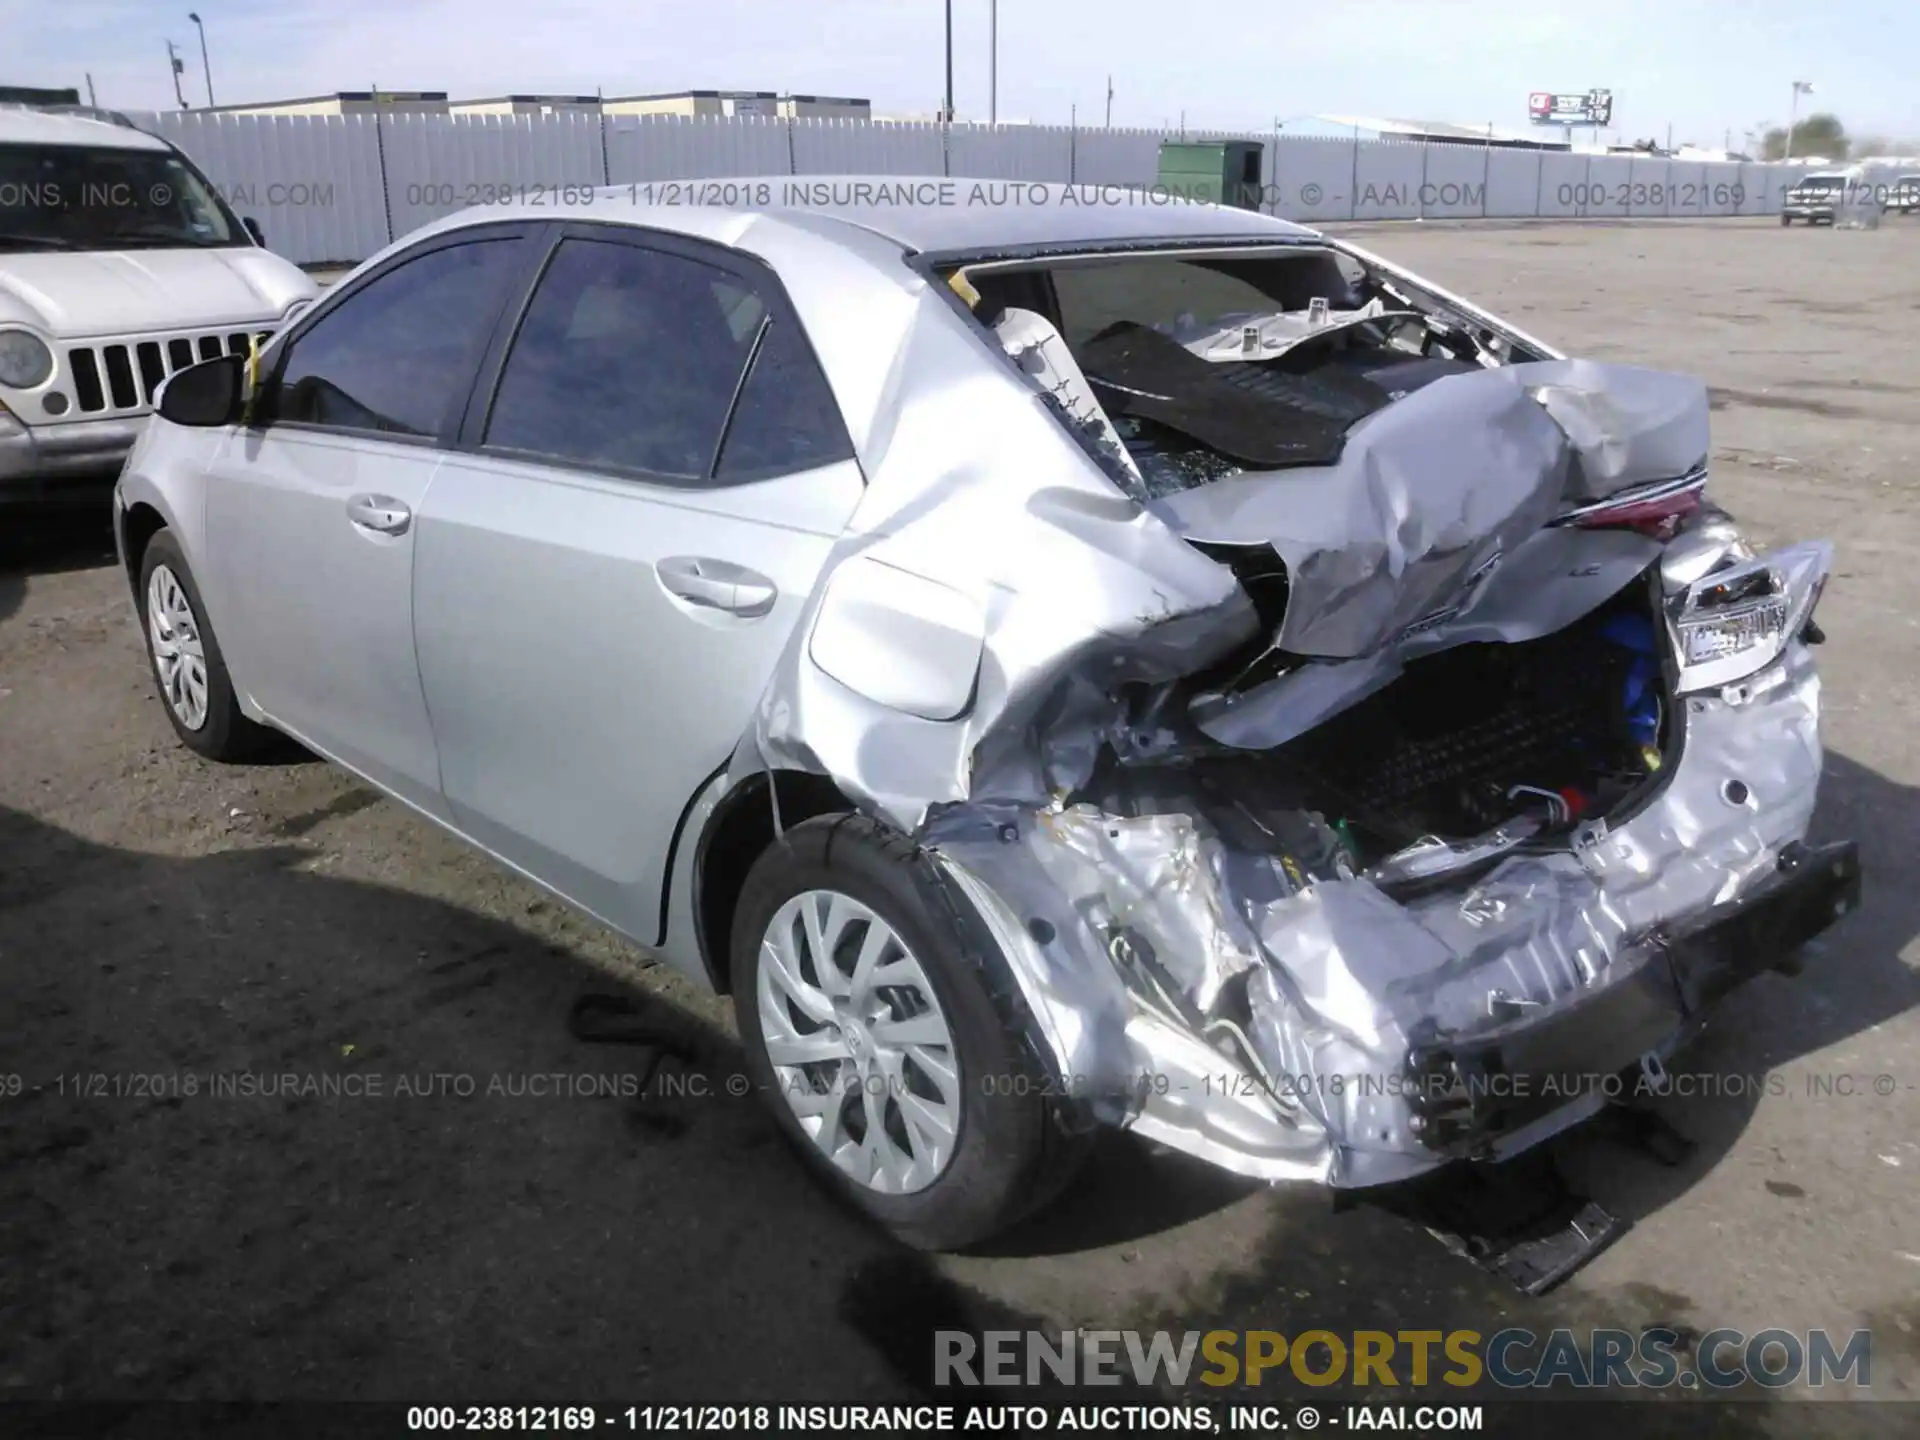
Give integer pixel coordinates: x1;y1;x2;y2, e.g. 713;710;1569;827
274;237;523;436
715;316;852;480
485;238;759;478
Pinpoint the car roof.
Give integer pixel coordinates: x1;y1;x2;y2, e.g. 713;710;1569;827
416;176;1320;260
0;105;171;152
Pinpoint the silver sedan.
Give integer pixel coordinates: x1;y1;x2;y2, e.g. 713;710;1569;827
115;182;1856;1254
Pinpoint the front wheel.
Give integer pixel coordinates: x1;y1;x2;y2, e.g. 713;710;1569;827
1780;214;1792;226
730;814;1087;1250
137;528;274;761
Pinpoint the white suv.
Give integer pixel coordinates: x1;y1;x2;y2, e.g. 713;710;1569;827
0;105;317;501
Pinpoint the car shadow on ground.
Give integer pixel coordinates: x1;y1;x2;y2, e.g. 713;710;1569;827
0;505;118;625
2;760;1911;1437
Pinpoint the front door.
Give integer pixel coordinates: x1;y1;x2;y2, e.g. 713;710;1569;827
204;229;537;813
410;227;865;941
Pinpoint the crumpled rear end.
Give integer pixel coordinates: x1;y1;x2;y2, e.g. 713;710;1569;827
729;244;1855;1190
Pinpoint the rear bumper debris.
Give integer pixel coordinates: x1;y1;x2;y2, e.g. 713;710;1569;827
928;642;1852;1189
1405;839;1859;1157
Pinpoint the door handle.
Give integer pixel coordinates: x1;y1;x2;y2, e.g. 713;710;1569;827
658;556;778;618
346;493;412;536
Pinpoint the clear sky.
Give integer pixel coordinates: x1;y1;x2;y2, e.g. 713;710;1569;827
6;0;1915;146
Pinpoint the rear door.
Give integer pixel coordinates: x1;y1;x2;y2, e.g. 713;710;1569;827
203;224;541;815
410;224;864;942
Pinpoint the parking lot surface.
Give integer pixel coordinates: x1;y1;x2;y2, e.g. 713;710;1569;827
2;216;1916;1434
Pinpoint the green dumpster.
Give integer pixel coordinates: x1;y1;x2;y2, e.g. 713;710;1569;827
1155;140;1267;209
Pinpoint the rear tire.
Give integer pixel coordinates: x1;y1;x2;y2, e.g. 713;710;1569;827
1780;214;1792;226
136;528;274;762
730;814;1088;1250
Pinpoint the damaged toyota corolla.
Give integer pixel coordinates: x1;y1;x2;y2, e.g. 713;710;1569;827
116;181;1859;1254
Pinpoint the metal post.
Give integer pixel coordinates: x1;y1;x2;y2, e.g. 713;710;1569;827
165;41;189;110
1272;117;1280;215
371;81;395;244
86;73;98;107
1784;82;1810;162
1105;75;1113;128
596;84;611;185
188;12;214;107
944;0;954;124
989;0;997;126
1480;121;1492;217
1348;122;1360;219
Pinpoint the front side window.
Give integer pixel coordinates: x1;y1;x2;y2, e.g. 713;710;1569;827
0;143;242;251
484;238;772;478
272;238;524;437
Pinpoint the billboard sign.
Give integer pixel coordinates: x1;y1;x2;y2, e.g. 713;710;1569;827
1528;89;1613;126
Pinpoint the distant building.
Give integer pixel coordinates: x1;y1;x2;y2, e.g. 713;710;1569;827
199;91;450;117
449;94;603;116
602;90;869;120
1284;115;1573;152
190;87;871;122
0;85;82;106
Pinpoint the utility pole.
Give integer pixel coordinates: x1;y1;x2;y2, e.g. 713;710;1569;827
165;40;190;109
1784;80;1813;161
1105;75;1113;128
187;12;214;106
943;0;954;123
989;0;997;126
85;73;98;107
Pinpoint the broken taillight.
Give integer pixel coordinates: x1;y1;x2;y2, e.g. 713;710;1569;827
1553;469;1707;540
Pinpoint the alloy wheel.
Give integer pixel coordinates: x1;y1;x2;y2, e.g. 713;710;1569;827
146;563;209;731
756;888;961;1195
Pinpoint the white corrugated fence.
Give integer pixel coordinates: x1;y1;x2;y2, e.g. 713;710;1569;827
127;111;1822;267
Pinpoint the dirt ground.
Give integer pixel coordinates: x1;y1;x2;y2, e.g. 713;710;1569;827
3;216;1917;1436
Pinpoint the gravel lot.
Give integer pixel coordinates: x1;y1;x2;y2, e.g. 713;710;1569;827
3;216;1916;1435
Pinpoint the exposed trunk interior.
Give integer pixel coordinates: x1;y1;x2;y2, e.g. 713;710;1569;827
962;242;1545;504
1280;582;1671;858
1078;574;1673;881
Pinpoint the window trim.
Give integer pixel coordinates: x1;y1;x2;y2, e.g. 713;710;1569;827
252;220;553;448
452;220;855;490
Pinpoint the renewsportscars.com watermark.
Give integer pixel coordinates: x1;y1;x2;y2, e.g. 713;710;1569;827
935;1328;1874;1391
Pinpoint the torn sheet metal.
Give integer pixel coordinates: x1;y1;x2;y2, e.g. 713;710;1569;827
1144;359;1708;663
1514;359;1710;501
925;802;1335;1184
929;642;1824;1188
1192;524;1667;750
992;306;1142;488
737;261;1258;833
1144;364;1573;658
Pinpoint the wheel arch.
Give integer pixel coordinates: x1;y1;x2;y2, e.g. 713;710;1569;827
118;499;171;596
691;769;860;995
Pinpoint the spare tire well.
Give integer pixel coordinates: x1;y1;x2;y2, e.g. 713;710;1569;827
692;771;857;994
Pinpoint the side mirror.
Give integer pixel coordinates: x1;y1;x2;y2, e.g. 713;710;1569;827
242;215;265;246
156;353;246;427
